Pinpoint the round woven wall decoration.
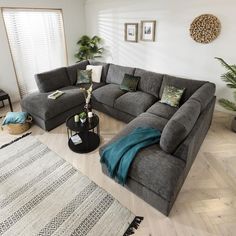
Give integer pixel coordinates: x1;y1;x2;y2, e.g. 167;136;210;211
190;14;221;44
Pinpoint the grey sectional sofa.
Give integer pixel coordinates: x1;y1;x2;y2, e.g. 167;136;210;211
21;60;216;216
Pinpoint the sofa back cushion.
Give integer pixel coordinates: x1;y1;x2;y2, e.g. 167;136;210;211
66;60;89;85
106;64;135;84
88;59;110;83
134;68;163;98
160;99;201;154
159;75;206;105
35;67;70;93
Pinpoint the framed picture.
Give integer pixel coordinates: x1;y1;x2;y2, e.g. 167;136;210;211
141;20;156;41
124;23;138;42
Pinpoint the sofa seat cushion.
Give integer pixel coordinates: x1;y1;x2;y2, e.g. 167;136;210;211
92;84;126;107
128;144;185;201
100;113;168;152
147;102;178;120
21;86;84;120
76;82;106;91
114;91;157;117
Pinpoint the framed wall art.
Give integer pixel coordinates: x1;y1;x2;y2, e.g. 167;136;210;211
141;20;156;41
124;23;138;42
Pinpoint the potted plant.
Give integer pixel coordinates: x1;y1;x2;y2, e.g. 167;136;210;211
75;35;104;62
79;112;87;124
215;57;236;132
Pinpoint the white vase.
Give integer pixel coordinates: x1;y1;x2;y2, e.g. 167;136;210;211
80;118;86;124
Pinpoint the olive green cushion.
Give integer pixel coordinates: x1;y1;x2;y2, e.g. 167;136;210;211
120;74;140;92
159;85;185;107
76;69;92;84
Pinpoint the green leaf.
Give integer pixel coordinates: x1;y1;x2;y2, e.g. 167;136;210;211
218;98;236;111
215;57;236;75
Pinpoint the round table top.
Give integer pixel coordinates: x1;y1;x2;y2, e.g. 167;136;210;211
66;113;99;132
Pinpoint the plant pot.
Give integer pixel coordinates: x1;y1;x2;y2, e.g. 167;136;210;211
80;118;86;124
231;116;236;132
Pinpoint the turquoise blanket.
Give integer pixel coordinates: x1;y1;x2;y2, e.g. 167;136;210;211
100;127;161;185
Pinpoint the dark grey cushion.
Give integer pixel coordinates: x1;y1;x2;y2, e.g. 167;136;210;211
134;68;163;98
21;86;84;120
160;99;201;154
92;84;126;107
106;64;135;84
128;144;185;201
88;60;110;83
159;75;206;104
114;91;157;116
147;102;178;120
35;67;70;93
66;60;89;85
189;82;216;111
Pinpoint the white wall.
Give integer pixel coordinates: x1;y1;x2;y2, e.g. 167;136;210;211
0;0;85;102
85;0;236;111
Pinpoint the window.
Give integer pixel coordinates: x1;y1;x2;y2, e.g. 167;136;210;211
2;8;67;97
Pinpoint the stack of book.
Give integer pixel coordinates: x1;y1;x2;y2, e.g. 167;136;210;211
71;134;82;145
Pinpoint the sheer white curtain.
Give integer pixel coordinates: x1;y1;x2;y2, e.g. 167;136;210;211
2;8;67;97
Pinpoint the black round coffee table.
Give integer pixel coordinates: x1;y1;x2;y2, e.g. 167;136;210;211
66;113;100;153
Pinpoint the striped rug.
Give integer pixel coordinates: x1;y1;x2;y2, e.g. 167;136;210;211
0;134;142;236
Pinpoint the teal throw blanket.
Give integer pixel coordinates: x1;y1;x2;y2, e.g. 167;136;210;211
100;127;161;185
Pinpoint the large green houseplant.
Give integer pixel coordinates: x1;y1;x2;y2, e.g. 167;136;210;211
215;57;236;132
75;35;104;62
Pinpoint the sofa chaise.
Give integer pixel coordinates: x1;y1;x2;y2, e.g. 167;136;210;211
21;60;216;216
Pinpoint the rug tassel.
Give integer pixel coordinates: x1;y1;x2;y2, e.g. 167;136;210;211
123;216;144;236
0;132;32;149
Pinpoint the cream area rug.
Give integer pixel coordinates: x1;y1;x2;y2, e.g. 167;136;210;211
0;134;143;236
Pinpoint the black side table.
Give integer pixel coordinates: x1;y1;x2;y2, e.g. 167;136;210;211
66;113;100;153
0;89;13;112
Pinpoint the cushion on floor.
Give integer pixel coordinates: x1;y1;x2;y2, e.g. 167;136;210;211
21;86;84;120
92;84;126;107
147;102;178;120
114;91;157;116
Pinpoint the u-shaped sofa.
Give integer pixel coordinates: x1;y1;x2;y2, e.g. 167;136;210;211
21;60;216;215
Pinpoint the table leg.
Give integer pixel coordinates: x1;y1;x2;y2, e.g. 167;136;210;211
8;96;13;111
0;100;4;108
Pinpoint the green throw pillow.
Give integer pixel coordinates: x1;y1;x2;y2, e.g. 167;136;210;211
160;85;185;107
120;74;140;92
76;69;92;84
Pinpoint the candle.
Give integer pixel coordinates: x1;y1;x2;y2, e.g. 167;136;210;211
74;115;79;122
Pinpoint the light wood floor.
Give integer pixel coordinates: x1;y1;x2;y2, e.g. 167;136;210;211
1;103;236;236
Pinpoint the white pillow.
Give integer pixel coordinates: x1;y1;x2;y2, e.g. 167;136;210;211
86;65;103;83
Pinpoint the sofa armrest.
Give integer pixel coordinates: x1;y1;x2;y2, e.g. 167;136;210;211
174;97;216;163
160;99;201;154
189;82;216;111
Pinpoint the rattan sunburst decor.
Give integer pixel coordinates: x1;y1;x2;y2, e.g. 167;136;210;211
190;14;221;44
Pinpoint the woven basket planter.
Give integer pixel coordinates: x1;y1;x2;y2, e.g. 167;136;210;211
6;116;32;135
